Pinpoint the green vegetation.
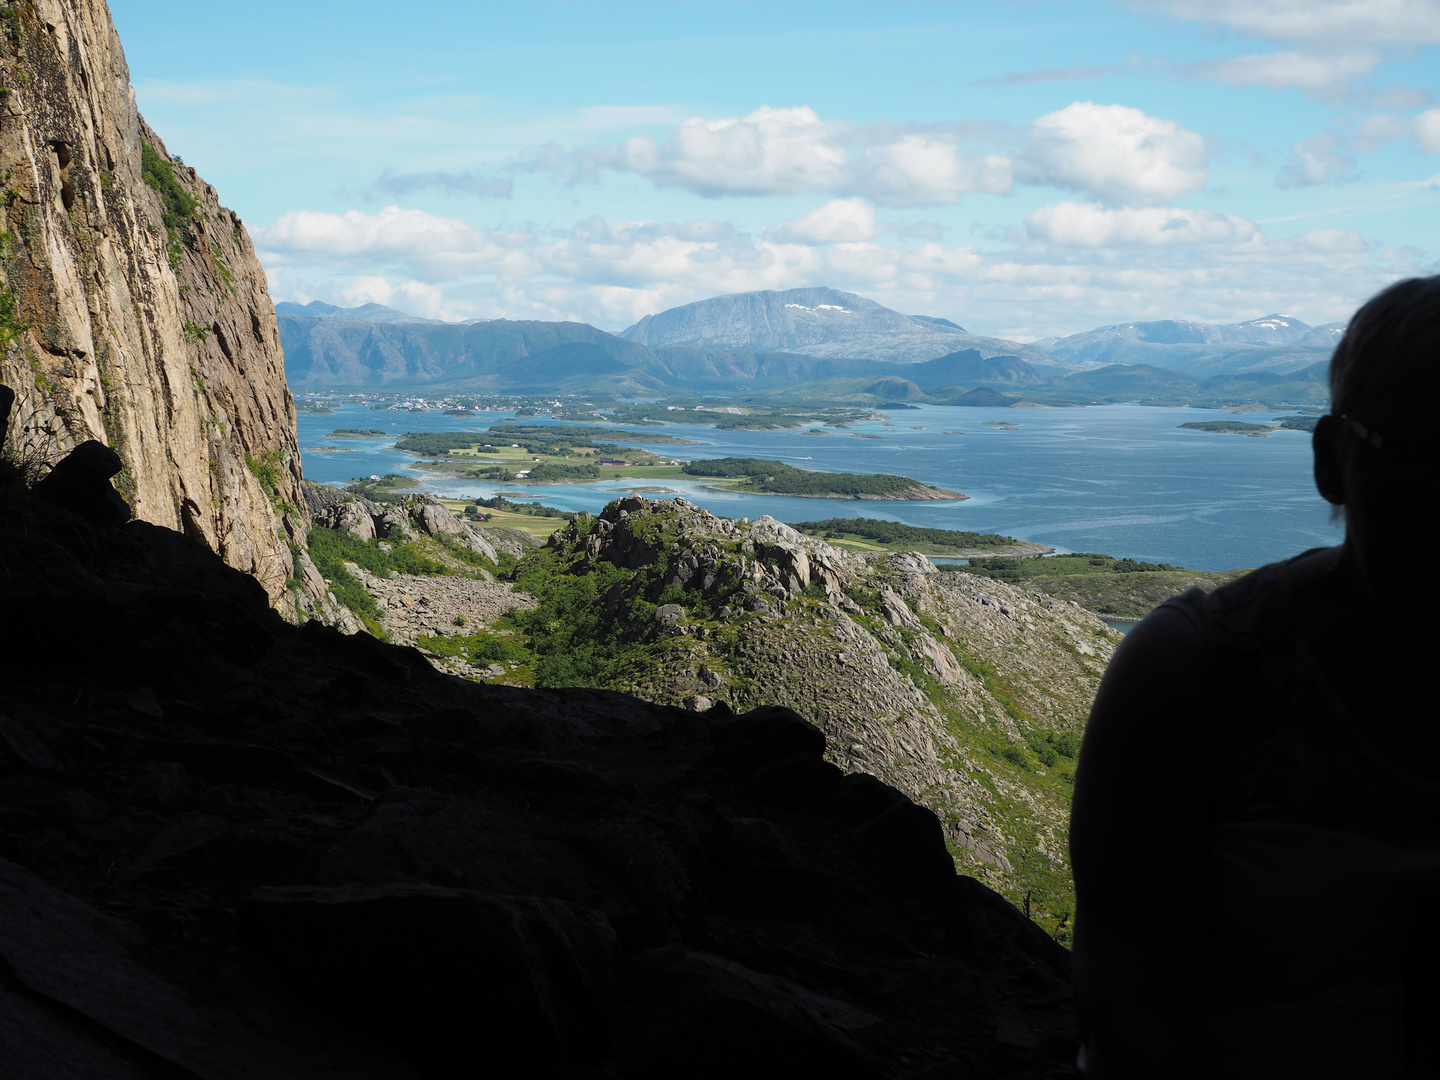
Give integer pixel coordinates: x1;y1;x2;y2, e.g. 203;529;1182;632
344;474;418;501
244;449;291;510
0;229;25;348
395;428;681;459
471;495;573;519
472;461;601;483
329;428;388;437
683;457;951;499
308;523;449;579
1;6;22;46
139;141;196;237
508;538;666;688
0;281;24;347
793;517;1024;553
828;600;1082;940
417;629;533;668
951;550;1249;619
959;552;1179;582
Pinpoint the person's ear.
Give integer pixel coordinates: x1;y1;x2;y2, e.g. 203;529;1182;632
1313;414;1345;505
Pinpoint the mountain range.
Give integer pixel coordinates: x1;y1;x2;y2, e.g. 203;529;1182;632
277;288;1341;406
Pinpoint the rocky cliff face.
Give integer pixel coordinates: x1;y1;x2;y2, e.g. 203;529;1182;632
0;0;310;607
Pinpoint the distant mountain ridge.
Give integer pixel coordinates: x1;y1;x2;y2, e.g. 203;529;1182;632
276;288;1341;407
1036;314;1344;377
619;287;1057;365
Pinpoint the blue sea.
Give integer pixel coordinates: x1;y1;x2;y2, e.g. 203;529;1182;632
297;403;1342;572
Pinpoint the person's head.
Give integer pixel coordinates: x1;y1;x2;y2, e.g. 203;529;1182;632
1314;276;1440;595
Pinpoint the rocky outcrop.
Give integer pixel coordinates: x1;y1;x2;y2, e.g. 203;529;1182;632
304;482;501;564
0;448;1079;1079
452;496;1118;926
0;0;305;606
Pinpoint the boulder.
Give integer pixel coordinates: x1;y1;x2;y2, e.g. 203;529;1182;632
403;497;500;562
879;588;922;630
33;440;131;526
913;632;966;685
483;526;539;560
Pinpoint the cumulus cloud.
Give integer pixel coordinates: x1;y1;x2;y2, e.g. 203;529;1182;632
850;137;1013;207
762;199;880;243
594;106;848;197
1025;202;1261;246
1276;134;1357;187
255;205;539;280
565;105;1015;207
1017;102;1209;206
1129;0;1440;46
570;102;1219;208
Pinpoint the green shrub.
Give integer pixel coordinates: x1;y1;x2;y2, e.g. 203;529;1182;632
307;525;448;579
1001;745;1030;769
140;141;196;237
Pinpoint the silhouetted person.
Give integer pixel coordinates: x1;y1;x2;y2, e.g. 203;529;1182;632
1070;276;1440;1078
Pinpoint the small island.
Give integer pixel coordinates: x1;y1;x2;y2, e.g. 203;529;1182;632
683;457;966;501
1180;420;1275;436
329;428;389;437
1179;416;1318;436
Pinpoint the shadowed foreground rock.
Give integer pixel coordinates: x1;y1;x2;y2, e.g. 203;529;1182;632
0;436;1078;1077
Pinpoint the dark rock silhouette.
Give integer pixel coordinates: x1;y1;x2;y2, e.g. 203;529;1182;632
0;385;12;449
0;388;1077;1077
33;440;132;526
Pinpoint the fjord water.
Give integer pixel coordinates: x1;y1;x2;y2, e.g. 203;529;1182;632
298;403;1342;572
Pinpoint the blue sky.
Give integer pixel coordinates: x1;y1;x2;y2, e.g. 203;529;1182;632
110;0;1440;339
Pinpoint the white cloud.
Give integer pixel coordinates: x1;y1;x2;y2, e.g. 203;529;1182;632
571;105;1015;207
576;102;1218;208
1192;49;1382;92
255;205;540;280
1276;135;1356;187
851;137;1013;207
762;199;880;243
1420;109;1440;152
596;106;848;197
1130;0;1440;46
1361;107;1440;152
1018;102;1209;206
1025;202;1261;246
258;204;1400;339
339;277;454;319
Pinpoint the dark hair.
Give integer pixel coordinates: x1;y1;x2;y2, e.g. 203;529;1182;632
1329;276;1440;419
